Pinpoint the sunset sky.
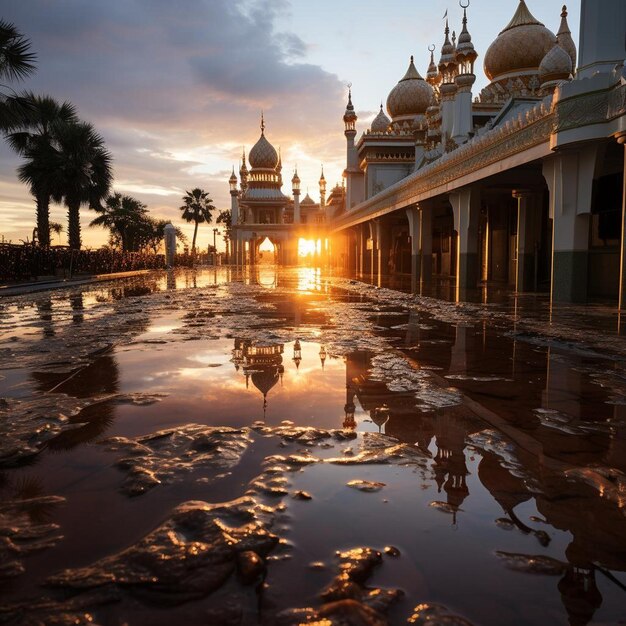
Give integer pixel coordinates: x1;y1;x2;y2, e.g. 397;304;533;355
0;0;580;250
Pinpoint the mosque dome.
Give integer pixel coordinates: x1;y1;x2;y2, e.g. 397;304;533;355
300;193;316;206
249;126;279;170
386;57;434;121
483;0;556;83
539;43;573;84
371;104;391;132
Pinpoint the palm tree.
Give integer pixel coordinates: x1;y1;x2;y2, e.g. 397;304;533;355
216;209;232;262
179;188;215;253
0;21;37;131
90;192;148;251
52;121;113;249
6;94;78;246
50;222;63;245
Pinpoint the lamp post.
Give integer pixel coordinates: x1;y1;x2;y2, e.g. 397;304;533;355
213;228;218;264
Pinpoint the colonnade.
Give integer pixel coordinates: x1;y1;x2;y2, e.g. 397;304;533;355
334;137;626;305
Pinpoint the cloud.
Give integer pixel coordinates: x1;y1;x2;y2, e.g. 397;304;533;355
0;0;347;248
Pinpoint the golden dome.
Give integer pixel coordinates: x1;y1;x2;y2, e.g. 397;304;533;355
249;131;279;170
386;56;434;120
539;43;572;84
370;104;391;132
483;1;556;82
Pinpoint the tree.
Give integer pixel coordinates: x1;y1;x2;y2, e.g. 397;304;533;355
50;222;63;245
0;20;37;131
6;94;78;246
216;209;232;262
179;188;214;253
90;192;148;252
52;121;113;249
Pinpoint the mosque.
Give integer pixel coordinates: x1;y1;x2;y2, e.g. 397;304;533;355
228;0;626;306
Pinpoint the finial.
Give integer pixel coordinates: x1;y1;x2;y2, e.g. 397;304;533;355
452;30;456;46
410;54;414;64
260;110;265;133
380;102;383;110
561;5;567;18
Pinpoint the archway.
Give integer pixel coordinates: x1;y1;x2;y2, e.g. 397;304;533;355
257;236;277;264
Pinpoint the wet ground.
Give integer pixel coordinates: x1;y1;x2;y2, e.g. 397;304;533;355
1;265;625;625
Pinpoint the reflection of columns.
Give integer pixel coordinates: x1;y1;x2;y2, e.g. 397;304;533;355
543;149;598;303
617;134;626;310
449;324;468;375
513;190;538;293
450;187;480;292
358;224;367;276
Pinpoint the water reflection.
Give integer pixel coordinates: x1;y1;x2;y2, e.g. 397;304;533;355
3;267;626;624
232;339;284;418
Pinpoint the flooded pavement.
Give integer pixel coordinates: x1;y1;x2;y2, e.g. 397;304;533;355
1;265;625;625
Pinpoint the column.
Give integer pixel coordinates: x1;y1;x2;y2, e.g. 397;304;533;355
513;190;538;293
578;0;626;78
368;221;378;282
618;134;626;310
450;187;480;293
376;218;391;287
543;148;597;303
406;206;421;293
419;204;433;288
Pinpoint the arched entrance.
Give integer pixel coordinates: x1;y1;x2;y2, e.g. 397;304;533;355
257;236;277;264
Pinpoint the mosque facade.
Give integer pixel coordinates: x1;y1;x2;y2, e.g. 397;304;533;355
228;0;626;307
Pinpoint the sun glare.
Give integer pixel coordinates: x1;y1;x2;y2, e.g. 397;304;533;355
298;238;321;257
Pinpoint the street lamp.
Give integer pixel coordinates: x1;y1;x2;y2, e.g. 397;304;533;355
213;228;218;264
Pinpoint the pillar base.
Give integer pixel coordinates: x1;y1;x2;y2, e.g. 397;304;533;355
552;251;588;303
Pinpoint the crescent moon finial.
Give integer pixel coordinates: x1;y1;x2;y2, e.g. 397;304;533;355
428;44;436;53
459;0;470;8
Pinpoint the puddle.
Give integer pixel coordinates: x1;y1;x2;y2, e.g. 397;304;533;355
1;266;625;625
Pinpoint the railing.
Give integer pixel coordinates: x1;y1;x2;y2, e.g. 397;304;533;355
0;244;166;284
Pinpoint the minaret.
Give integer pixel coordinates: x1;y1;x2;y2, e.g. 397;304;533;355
343;86;359;208
292;167;301;224
229;166;239;224
452;3;477;145
578;0;625;79
319;165;326;208
239;148;248;194
439;20;458;143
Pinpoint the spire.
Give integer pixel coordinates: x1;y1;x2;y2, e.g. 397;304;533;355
501;0;542;34
556;5;577;69
319;164;325;182
260;110;265;134
343;83;357;129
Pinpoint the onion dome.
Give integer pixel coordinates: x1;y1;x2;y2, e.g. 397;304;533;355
556;5;577;70
539;42;572;85
343;87;357;125
456;7;477;73
371;104;391;132
426;46;441;88
249;114;279;170
386;56;434;121
483;0;556;83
